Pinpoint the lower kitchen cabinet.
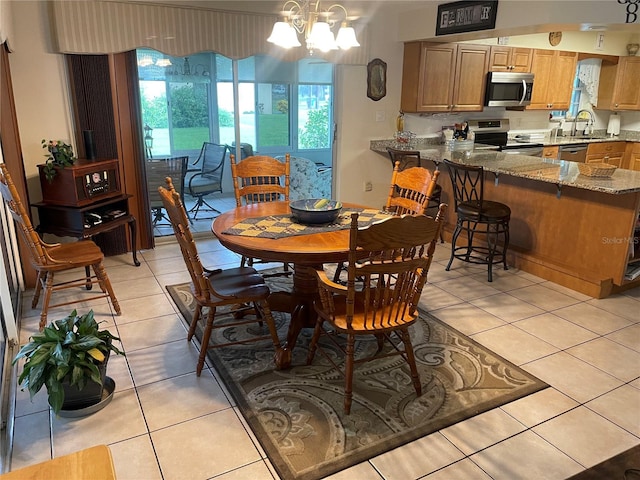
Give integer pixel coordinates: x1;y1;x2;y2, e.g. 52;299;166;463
626;142;640;171
585;142;627;167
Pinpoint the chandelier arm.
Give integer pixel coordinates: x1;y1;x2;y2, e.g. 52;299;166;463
282;0;303;16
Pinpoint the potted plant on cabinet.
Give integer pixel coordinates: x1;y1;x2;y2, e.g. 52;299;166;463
12;309;124;415
41;139;76;183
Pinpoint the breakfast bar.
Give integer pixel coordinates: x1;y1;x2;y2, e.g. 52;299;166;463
372;142;640;298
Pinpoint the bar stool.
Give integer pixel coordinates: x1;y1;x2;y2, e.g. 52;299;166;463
386;147;444;242
443;159;510;282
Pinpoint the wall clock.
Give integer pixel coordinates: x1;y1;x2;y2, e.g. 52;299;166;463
549;32;562;46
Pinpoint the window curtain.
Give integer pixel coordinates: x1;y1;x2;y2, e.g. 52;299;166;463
51;1;369;65
577;58;602;107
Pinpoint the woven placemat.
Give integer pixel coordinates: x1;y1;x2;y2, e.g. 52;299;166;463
222;208;392;239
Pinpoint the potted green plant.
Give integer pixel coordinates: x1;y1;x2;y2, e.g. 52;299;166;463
12;309;124;415
41;139;76;183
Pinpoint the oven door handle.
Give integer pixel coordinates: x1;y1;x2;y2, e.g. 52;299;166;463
502;148;544;157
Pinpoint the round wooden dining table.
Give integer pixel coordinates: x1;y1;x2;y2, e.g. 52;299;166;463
212;201;366;368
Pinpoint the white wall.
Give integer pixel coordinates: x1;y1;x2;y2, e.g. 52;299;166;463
7;1;74;201
333;4;406;207
400;1;640;45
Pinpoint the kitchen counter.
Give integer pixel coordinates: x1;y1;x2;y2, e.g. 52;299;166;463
371;138;640;298
371;143;640;194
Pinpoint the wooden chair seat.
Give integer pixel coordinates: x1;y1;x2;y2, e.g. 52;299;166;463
0;445;116;480
206;267;270;298
322;301;417;332
44;241;107;269
0;163;120;330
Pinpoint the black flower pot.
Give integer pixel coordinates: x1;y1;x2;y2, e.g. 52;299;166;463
61;357;108;411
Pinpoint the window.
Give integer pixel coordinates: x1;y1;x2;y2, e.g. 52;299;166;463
136;50;334;166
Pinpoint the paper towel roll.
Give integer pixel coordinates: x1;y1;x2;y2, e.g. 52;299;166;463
607;113;620;136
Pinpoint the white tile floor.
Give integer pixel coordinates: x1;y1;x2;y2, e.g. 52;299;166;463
9;212;640;479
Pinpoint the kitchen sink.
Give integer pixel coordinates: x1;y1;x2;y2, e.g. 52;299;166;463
565;133;613;140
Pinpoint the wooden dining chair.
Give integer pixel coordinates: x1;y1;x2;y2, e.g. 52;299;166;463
385;160;441;216
387;148;444;243
0;163;121;330
308;206;446;414
230;153;290;206
230;153;291;275
333;160;440;282
157;177;281;375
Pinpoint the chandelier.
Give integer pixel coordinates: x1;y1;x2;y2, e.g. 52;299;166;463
267;0;360;54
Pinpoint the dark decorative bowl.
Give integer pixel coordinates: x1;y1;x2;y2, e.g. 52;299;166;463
290;199;343;225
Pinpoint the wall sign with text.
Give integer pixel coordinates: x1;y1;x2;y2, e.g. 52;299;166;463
436;0;498;36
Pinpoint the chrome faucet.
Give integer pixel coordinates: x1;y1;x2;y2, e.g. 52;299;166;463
570;109;595;137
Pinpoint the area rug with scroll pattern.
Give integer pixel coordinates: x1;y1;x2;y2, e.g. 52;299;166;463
166;272;548;480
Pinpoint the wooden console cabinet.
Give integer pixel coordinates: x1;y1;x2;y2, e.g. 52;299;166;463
38;159;121;207
34;158;139;266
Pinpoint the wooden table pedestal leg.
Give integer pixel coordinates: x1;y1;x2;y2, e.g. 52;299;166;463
271;264;321;369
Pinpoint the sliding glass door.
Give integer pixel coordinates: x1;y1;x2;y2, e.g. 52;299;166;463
136;49;333;165
136;49;334;236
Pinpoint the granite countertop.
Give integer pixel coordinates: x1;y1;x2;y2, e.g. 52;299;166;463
542;136;630;146
371;140;640;195
520;129;639;146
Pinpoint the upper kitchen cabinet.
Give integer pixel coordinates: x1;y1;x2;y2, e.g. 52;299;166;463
401;42;489;113
527;49;578;110
489;46;532;72
597;56;640;111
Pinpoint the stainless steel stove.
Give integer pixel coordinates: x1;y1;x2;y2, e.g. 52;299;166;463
468;119;544;157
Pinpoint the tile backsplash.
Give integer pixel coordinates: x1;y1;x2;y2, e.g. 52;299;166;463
402;108;640;138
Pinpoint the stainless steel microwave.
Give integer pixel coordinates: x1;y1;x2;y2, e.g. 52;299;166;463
484;72;534;107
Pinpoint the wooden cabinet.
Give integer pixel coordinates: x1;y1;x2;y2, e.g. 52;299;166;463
489;46;532;72
401;42;489;113
585;142;627;168
625;142;640;171
597;56;640;111
38;159;121;207
527;49;578;110
542;146;559;159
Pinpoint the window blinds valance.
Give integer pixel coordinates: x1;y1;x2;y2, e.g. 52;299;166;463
51;1;369;65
